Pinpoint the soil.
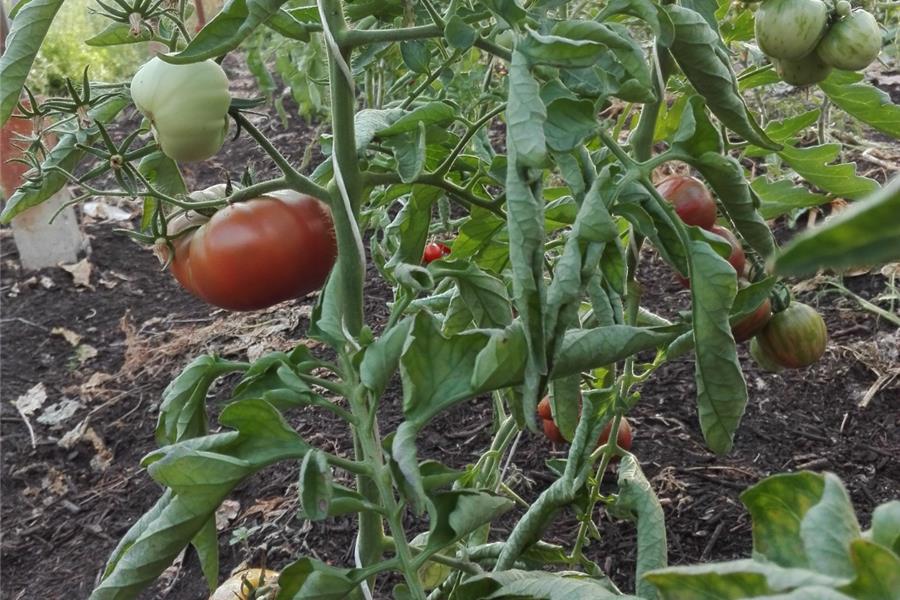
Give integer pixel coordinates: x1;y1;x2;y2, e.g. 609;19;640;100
2;61;899;600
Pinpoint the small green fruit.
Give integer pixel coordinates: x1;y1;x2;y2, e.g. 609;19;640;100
773;53;832;87
816;10;882;71
755;0;830;60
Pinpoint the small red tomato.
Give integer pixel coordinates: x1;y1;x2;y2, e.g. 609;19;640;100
708;225;746;277
655;176;718;229
732;296;773;343
423;242;451;264
541;417;566;444
537;396;553;421
597;417;633;452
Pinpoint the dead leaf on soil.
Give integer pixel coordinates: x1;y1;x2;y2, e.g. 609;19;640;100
791;273;832;294
52;327;82;346
13;383;48;416
74;343;98;365
58;419;114;472
83;200;133;222
36;398;83;426
42;467;71;497
840;331;900;407
60;258;94;290
215;499;242;530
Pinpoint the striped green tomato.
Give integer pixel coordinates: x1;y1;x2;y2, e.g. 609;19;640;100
773;53;832;87
755;0;829;60
757;302;827;369
816;10;882;71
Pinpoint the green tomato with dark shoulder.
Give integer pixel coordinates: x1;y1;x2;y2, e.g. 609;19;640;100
773;53;832;87
755;0;829;60
756;301;827;369
816;10;882;71
131;57;231;162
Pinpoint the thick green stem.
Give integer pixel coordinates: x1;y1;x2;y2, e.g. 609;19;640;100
343;24;442;46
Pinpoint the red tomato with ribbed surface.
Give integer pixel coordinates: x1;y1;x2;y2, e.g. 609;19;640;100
708;224;746;277
732;296;773;343
656;176;718;229
423;242;451;264
171;190;336;311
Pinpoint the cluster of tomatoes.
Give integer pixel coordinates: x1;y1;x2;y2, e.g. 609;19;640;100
536;395;634;452
657;175;828;371
754;0;882;87
130;58;338;311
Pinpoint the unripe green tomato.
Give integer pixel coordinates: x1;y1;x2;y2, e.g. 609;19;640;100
749;337;783;372
773;53;832;86
816;10;881;71
131;57;230;162
755;0;829;60
757;301;828;368
835;0;851;17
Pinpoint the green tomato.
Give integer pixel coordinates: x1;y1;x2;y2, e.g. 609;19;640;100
835;0;852;17
755;0;829;60
773;53;832;86
131;57;230;162
816;10;882;71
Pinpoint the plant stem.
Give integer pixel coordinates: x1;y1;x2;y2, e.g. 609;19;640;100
343;24;442;46
229;110;331;200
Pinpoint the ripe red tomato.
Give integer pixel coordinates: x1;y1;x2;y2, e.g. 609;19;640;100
423;241;451;264
756;301;827;368
732;296;773;343
597;417;633;452
708;225;746;277
170;190;336;311
655;176;718;229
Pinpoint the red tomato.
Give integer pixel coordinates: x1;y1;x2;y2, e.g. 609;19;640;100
597;417;633;452
541;417;566;444
708;225;747;277
537;396;553;421
170;190;336;311
423;242;451;264
732;296;773;343
656;176;718;229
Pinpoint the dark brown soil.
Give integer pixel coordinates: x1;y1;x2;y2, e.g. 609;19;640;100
2;61;899;600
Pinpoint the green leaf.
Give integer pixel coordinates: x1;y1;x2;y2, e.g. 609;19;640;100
507;50;548;166
469;321;529;393
428;260;513;328
299;450;333;521
400;40;431;73
444;14;477;50
0;96;129;223
820;71;900;140
156;355;242;446
839;539;900;600
399;313;491;424
608;455;667;600
456;570;637;599
778;144;879;200
670;95;723;157
386;122;427;183
870;500;900;555
800;474;860;578
376;102;455;137
391;421;428;514
481;0;527;27
427;490;514;552
517;28;608;69
665;5;779;150
693;152;776;258
138;151;186;226
277;556;361;599
751;178;828;220
264;8;314;41
0;0;65;125
544;97;598;152
690;240;747;454
596;0;674;47
191;517;219;592
360;318;412;396
645;559;845;599
85;22;154;46
741;471;827;568
775;178;900;276
162;0;291;63
92;400;308;599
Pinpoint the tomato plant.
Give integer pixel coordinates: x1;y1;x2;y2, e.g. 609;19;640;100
1;0;896;598
169;190;336;311
130;57;231;162
756;301;828;368
655;175;718;229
